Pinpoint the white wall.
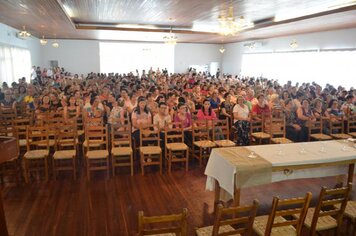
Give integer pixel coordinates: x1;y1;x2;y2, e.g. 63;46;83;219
41;39;100;75
174;43;222;73
222;27;356;75
0;23;41;66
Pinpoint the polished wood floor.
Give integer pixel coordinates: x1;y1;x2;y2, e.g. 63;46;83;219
1;163;355;236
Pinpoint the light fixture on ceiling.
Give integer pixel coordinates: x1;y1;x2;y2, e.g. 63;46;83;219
18;26;31;39
290;39;298;49
218;2;254;36
163;26;178;45
40;36;47;45
219;46;225;53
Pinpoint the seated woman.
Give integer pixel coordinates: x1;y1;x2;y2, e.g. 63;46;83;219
84;96;104;121
197;99;223;140
219;92;233;123
108;98;125;125
131;96;152;146
324;99;344;134
209;90;221;109
233;95;250;146
251;94;270;119
174;103;193;147
284;99;303;142
153;102;172;131
311;98;325;119
296;99;316;142
63;95;80;123
146;92;158;116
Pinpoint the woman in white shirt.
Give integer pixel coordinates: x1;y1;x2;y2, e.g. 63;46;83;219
131;96;152;146
233;95;251;145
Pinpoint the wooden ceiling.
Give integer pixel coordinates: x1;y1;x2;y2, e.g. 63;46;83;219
0;0;356;43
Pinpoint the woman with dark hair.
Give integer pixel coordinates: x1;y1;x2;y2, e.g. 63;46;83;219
17;85;27;103
146;92;158;116
197;99;217;121
296;99;316;141
219;92;233;121
233;95;250;145
131;96;152;145
174;103;193;146
63;95;80;123
284;98;302;142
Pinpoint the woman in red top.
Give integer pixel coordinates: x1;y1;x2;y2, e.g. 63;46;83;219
251;94;270;118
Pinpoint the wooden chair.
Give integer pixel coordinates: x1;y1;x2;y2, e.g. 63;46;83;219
137;208;188;236
329;116;352;139
191;120;216;167
111;123;133;176
165;122;189;174
250;114;271;145
139;124;162;175
212;118;235;147
23;126;50;183
53;124;77;180
334;200;356;236
253;192;312;236
301;183;352;236
307;118;332;141
13;118;32;154
266;115;293;144
82;117;104;156
347;113;356;138
0;107;16;137
196;200;259;236
85;125;109;180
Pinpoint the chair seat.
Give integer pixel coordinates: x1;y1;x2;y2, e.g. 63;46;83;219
334;201;356;220
303;208;338;231
196;225;238;236
113;140;130;146
111;147;132;156
271;137;293;144
330;133;352;139
193;140;216;148
253;215;297;236
140;146;161;155
166;142;188;151
19;139;30;147
37;140;56;147
310;133;332;140
86;150;109;159
53;150;76;159
348;132;356;138
214;139;236;147
252;132;271;139
24;150;49;159
83;139;104;147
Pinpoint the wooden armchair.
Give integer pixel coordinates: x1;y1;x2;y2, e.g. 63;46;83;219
196;200;259;236
137;208;188;236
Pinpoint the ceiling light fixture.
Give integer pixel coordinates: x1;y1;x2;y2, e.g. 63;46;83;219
163;26;178;45
290;40;298;49
40;36;47;45
219;45;225;53
18;26;31;39
218;2;254;36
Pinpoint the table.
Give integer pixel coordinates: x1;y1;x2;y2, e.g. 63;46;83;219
205;140;356;210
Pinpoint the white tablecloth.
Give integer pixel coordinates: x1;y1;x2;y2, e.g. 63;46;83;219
205;140;356;200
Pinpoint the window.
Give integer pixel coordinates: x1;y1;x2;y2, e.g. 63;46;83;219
241;50;356;89
99;42;174;74
0;44;32;85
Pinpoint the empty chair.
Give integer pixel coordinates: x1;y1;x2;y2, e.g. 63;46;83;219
267;115;293;144
53;124;77;180
111;123;133;176
250;114;271;145
212;118;235;147
191;120;216;167
253;192;312;236
140;124;162;175
137;208;188;236
85;125;109;180
165;122;189;174
302;183;352;236
329;116;352;139
347;114;356;138
196;200;259;236
307;118;332;141
334;200;356;236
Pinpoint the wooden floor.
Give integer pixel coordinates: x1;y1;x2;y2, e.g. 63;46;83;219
1;163;356;236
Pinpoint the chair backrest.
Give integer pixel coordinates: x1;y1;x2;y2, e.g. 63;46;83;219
307;118;323;137
266;115;287;138
13;118;31;145
329;116;346;134
212;118;230;141
111;122;132;148
137;208;188;236
27;126;49;151
139;124;160;147
192;120;210;142
56;124;77;150
213;200;259;236
347;113;356;134
265;192;312;236
250;114;268;133
165;122;184;144
310;183;352;232
85;125;108;150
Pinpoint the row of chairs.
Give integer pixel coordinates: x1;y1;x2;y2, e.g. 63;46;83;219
138;183;354;236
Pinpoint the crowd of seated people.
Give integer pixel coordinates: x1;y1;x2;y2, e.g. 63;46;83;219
0;66;355;149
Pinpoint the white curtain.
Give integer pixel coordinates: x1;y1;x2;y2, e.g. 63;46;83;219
241;50;356;89
0;44;32;85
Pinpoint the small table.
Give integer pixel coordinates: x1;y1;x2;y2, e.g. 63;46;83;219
205;140;356;211
0;136;19;236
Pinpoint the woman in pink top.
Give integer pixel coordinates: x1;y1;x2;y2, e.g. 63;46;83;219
174;103;192;146
197;99;224;140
